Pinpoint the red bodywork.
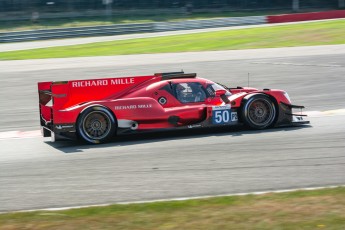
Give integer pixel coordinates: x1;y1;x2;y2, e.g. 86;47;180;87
38;72;307;142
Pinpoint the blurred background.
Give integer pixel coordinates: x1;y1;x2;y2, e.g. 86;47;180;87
1;0;344;32
0;0;341;12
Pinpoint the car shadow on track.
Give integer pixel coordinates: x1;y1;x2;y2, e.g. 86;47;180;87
45;124;312;154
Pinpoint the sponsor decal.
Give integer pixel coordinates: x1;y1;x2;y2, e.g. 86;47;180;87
231;112;238;122
114;104;153;110
137;104;153;109
158;97;167;105
212;104;231;110
71;78;135;88
188;124;202;128
212;105;232;124
56;125;74;130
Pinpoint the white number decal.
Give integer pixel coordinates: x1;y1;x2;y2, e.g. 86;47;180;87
213;109;230;124
223;110;230;122
214;111;222;123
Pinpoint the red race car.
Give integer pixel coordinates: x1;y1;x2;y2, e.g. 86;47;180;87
38;71;309;144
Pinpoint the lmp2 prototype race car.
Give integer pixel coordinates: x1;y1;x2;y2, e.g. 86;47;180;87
38;71;309;144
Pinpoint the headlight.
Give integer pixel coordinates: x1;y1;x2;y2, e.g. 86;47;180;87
283;92;291;103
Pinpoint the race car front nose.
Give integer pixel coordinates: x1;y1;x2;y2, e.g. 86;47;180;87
283;92;291;104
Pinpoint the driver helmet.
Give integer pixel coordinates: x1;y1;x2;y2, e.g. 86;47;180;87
176;84;185;91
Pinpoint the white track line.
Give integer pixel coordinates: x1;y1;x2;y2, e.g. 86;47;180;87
306;109;345;117
3;185;343;214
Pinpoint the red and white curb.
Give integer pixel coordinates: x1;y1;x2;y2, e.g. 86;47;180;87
0;109;344;141
0;130;41;140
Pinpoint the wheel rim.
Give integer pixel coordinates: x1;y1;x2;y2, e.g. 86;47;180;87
247;98;275;127
82;111;111;140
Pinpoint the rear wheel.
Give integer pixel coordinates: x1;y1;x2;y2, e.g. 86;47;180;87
241;94;277;129
77;106;116;144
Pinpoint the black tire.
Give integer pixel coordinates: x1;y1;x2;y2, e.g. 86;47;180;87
77;106;116;144
241;94;277;129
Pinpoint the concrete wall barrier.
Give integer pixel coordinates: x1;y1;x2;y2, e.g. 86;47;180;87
0;23;155;43
154;16;266;31
0;16;266;43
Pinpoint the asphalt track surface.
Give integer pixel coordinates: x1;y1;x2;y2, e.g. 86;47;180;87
0;45;345;212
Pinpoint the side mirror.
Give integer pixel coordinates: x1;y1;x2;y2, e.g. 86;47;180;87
215;89;227;96
215;89;230;104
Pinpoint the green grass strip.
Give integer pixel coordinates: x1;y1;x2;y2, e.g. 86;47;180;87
1;19;345;60
0;187;344;230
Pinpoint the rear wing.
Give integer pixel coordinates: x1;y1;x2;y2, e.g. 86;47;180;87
37;75;157;135
38;81;54;136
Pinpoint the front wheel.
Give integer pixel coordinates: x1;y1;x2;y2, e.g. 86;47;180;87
241;94;277;129
77;106;116;144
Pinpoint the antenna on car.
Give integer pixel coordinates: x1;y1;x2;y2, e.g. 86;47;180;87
248;73;250;87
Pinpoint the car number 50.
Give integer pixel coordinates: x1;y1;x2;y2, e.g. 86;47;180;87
214;110;230;124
